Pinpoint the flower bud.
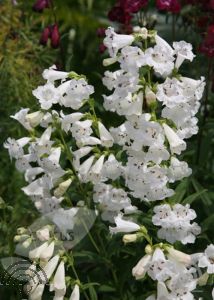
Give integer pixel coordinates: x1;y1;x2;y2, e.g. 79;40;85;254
103;57;117;67
51;24;60;49
145;86;156;106
54;179;72;198
22;237;32;248
145;244;153;254
123;234;138;244
26;111;44;128
36;227;50;241
17;227;27;235
198;272;209;286
40;26;51;46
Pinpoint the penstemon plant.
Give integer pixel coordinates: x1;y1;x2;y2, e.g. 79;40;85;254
4;26;214;300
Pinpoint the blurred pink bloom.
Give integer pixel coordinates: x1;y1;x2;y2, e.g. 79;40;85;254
51;24;60;49
40;26;51;46
199;25;214;57
33;0;51;12
156;0;181;13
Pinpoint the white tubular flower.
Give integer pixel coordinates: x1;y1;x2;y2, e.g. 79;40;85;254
166;247;191;266
77;136;101;147
212;287;214;300
59;78;94;109
78;155;95;179
98;121;114;147
88;155;105;183
4;137;30;160
42;65;68;82
173;41;195;69
25;111;44;129
40;241;55;261
69;284;80;300
163;123;186;154
43;255;60;279
168;157;192;183
72;146;93;169
145;86;156;105
103;27;134;58
157;281;170;299
36;227;50;241
132;254;152;280
109;214;140;234
71;120;93;141
29;242;49;260
152;204;201;244
102;154;122;180
50;261;66;296
198;244;214;274
118;46;146;74
60;111;83;133
11;108;32;131
147;248;173;281
29;284;45;300
33;83;61;110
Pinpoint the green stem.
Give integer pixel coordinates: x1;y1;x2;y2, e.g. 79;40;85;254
81;219;100;253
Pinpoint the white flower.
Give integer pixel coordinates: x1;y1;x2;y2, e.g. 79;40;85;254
72;146;93;169
152;204;201;244
71;120;93;141
4;137;30;160
50;261;66;297
60;111;83;133
29;242;49;260
11;108;33;131
43;255;60;279
29;284;45;300
87;155;105;183
36;227;50;241
109;214;140;234
40;241;55;261
98;121;114;147
69;284;80;300
59;78;94;109
102;154;122;180
103;27;134;58
166;247;192;266
132;254;152;279
145;36;174;77
118;46;146;73
42;65;68;82
93;183;134;222
147;248;174;282
173;41;195;69
168;157;192;183
78;155;95;180
163;123;186;154
33;83;61;110
198;244;214;274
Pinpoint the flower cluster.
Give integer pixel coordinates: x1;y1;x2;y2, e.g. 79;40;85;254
5;27;212;299
32;0;60;48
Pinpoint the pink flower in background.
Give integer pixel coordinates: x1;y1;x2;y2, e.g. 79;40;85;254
120;0;148;13
33;0;51;12
51;24;60;49
40;26;51;46
39;24;60;49
108;5;132;24
156;0;181;13
199;25;214;57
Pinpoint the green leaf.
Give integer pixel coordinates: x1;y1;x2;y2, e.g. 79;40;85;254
191;178;212;206
182;189;207;205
